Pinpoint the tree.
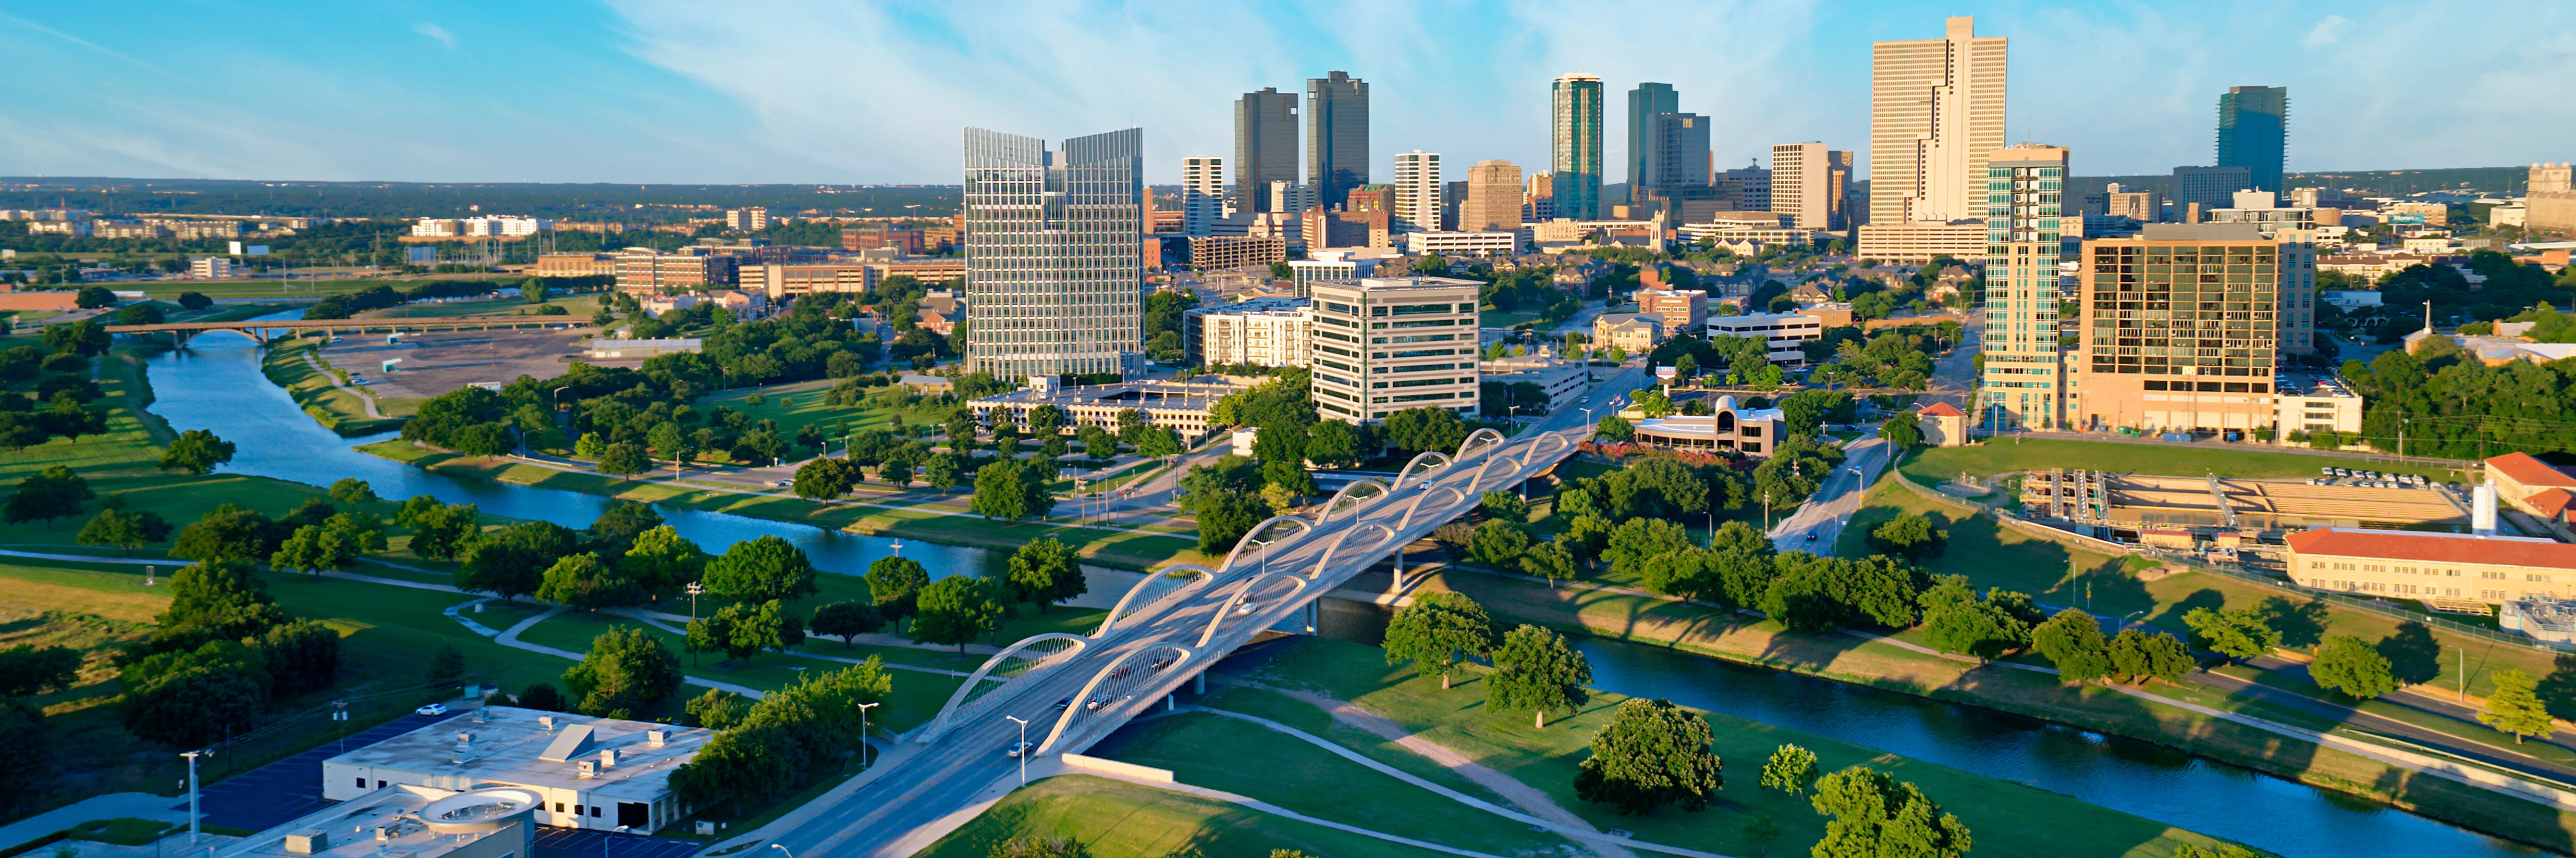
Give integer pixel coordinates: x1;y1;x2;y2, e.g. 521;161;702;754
1878;411;1923;449
793;456;855;501
73;285;116;309
0;644;82;698
427;643;466;689
809;601;886;646
1479;490;1529;524
2480;667;2556;744
1519;539;1577;587
177;291;213;310
1574;698;1725;815
77;507;172;556
1916;577;2027;662
561;626;683;716
2182;606;2281;664
1004;536;1086;611
1761;744;1818;795
1865;514;1945;561
865;556;931;625
1486;624;1592;727
597;441;649;481
1809;765;1972;858
328;478;379;506
2030;608;2113;684
268;513;388;574
254;619;344;697
1192;488;1271;554
1382;592;1498;690
158;429;237;475
1594;414;1635;442
618;526;707;599
42;319;108;356
879;458;914;488
536;553;646;610
923;453;963;494
396;497;480;561
5;465;91;528
706;600;805;662
1469;519;1530;568
702;534;819;604
911;575;1002;651
2310;633;2398;700
685;688;750;729
971;462;1033;521
121;656;266;748
517;682;566;711
152;559;287;652
456;520;578;601
2106;629;2193;684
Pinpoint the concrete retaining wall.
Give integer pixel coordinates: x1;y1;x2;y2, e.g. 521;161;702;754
1060;753;1174;783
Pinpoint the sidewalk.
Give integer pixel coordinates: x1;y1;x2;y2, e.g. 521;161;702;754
0;793;191;854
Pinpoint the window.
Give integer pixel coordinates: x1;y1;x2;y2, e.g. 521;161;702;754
355;778;367;789
555;803;567;813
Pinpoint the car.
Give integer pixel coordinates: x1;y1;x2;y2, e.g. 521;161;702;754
1053;697;1072;710
1150;655;1176;672
2320;466;2334;476
1805;531;1818;542
414;703;449;716
1004;741;1036;758
770;479;793;488
1235;601;1259;615
1084;695;1111;711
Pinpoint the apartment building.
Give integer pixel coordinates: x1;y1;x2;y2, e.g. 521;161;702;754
1186;235;1287;271
726;207;770;232
1307;277;1483;423
1183;296;1312;368
1462;160;1525;232
1978;143;2074;430
1635;288;1707;333
2071;223;2305;433
1392;152;1443;234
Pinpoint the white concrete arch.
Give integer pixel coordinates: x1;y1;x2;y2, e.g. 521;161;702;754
1397;484;1470;532
1516;431;1572;469
1037;641;1196;756
1318;478;1392;524
1310;521;1398;578
1393;451;1453;493
1215;515;1315;574
1454;427;1507;462
1095;564;1218;637
915;632;1090;744
1196;573;1310;649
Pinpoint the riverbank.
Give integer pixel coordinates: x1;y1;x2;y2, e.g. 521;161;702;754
258;337;407;436
1409;564;2576;852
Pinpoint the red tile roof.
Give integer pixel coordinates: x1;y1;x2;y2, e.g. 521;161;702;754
2530;489;2576;519
2285;527;2576;570
2487;452;2576;489
1917;402;1965;418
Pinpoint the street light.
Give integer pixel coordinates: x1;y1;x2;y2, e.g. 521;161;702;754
684;582;706;666
181;749;210;843
1004;715;1031;786
854;702;880;769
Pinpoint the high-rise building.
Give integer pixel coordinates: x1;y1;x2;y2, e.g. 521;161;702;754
725;207;769;232
2215;85;2289;194
1182;156;1226;237
961;127;1146;379
1306;276;1485;424
1625;83;1679;204
1235;88;1299;213
1392;151;1443;234
1977;143;2071;431
1463;160;1525;232
1645;113;1713;201
2172;165;2252;220
1442;180;1467;231
2072;223;2309;433
1770;143;1853;230
1552;74;1605;220
2532;163;2576;238
2537;163;2575;194
1525;172;1555;222
1306;71;1370;209
1869;16;2007;224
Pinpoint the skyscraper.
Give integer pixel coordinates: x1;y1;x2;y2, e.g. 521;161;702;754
1645;113;1712;201
1771;143;1853;230
1978;143;2070;431
1181;156;1225;237
2216;85;2288;194
1552;74;1604;220
962;127;1145;379
1625;83;1678;204
2074;223;2306;433
1869;17;2006;225
1392;151;1442;234
1463;160;1524;232
1235;88;1299;213
1306;71;1370;209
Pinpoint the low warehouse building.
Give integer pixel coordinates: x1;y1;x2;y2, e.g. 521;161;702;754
322;706;712;832
586;338;702;360
2284;527;2576;614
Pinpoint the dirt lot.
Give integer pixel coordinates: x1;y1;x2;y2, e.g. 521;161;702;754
317;326;633;400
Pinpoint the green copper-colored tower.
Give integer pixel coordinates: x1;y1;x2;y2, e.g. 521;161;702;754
1552;73;1604;220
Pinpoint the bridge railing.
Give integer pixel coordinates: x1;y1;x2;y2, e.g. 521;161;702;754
1094;565;1217;638
1037;642;1197;755
913;632;1089;744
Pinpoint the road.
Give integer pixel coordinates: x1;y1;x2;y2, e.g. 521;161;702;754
1767;436;1893;553
1925;313;1982;411
770;366;1656;858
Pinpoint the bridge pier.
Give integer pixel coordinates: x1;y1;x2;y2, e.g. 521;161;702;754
1193;672;1204;694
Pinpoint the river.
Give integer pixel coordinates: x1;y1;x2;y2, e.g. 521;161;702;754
145;316;2541;857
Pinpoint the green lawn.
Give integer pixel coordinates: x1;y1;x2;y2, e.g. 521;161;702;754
512;609;966;731
1902;438;2458;483
0;345;173;480
261;337;410;435
917;775;1437;858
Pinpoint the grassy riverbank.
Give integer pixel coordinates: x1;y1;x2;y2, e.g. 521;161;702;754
259;337;409;436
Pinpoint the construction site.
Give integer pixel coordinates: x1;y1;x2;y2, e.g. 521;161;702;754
2018;469;2482;567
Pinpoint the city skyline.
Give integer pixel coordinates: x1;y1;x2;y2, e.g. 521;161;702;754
3;2;2571;185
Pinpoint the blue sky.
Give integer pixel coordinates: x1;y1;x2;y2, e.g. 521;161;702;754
3;1;2570;185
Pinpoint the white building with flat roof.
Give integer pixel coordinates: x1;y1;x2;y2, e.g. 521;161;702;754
1707;312;1825;364
1403;230;1525;257
1308;276;1483;423
322;706;712;833
1184;297;1313;368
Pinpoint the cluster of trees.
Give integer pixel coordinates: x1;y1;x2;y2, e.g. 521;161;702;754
1144;290;1196;362
668;659;893;807
2342;334;2576;459
1806;327;1944;391
560;626;683;717
117;559;343;747
303;280;508;320
0;325;118;452
0;643;83;813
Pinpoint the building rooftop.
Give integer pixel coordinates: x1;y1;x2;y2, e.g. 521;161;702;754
972;378;1252;413
2274;372;2359;399
2285;527;2576;570
1314;276;1485;293
2488;453;2576;489
222;785;531;858
589;339;702;350
323;707;711;804
1917;402;1965;418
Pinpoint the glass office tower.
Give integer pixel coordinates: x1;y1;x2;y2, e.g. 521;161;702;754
1551;74;1604;220
962;127;1146;379
1306;71;1370;210
2216;85;2288;194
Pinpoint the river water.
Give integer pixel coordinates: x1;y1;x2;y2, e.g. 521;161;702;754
145;316;2540;857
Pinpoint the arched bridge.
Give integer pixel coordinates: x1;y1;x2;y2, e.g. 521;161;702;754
105;316;582;345
771;365;1654;857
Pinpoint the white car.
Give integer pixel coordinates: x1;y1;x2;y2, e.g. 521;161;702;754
1004;741;1036;758
1235;601;1259;615
414;703;449;716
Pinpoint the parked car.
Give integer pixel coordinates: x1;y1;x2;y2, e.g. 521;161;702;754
414;703;449;716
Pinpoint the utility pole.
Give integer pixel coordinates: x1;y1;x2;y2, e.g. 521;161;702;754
684;582;705;666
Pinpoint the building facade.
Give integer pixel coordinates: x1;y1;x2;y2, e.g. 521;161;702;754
2215;85;2288;194
2172;166;2253;220
1707;312;1825;364
1592;313;1665;353
614;247;733;294
1463;160;1524;232
1625;83;1679;204
1978;143;2073;430
1869;16;2007;225
1404;231;1522;257
1635;288;1707;333
1184;297;1312;368
1392;151;1443;234
1771;143;1851;230
961;127;1147;379
725;207;770;232
1627;396;1787;456
1307;276;1483;423
1551;74;1605;220
1182;156;1226;237
1853;221;1985;264
1185;235;1286;271
1236;88;1300;214
2285;528;2576;607
1647;113;1714;202
2071;223;2305;433
1307;71;1370;209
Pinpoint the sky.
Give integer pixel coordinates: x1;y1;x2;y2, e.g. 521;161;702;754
2;1;2571;186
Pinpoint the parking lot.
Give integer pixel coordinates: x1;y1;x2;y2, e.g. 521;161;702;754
317;327;625;401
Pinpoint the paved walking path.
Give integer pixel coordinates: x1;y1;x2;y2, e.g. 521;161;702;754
0;793;190;854
303;351;386;419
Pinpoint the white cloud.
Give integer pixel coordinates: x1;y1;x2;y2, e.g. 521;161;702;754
412;22;456;49
2301;14;2352;48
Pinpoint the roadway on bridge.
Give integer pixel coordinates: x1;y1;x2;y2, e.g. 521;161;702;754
768;365;1652;858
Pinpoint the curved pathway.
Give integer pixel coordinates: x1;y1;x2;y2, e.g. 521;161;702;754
303;351;386;419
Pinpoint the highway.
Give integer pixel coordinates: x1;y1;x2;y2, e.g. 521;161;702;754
1766;436;1892;553
770;365;1654;857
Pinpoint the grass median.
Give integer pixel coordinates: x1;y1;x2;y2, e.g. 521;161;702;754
917;775;1431;858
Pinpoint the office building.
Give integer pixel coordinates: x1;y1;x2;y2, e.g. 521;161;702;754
1870;17;2007;225
1307;71;1370;209
1183;296;1312;368
1646;113;1714;201
231;785;537;858
1707;312;1825;364
2531;163;2576;238
1264;181;1318;218
2216;85;2289;194
1714;165;1771;213
961;126;1147;379
1392;151;1443;234
2071;223;2310;433
1236;88;1300;213
1771;143;1853;230
2286;527;2576;608
1186;235;1287;270
615;247;735;294
1552;74;1605;220
1977;143;2072;430
1625;83;1679;204
1308;209;1391;250
1443;180;1467;231
1403;231;1522;257
1854;221;1985;264
1525;172;1555;222
1286;250;1381;294
1182;156;1226;237
324;707;712;831
1463;160;1525;232
1627;395;1787;456
1307;276;1484;423
1635;287;1707;333
2172;166;2253;220
190;257;235;279
725;207;769;232
974;377;1249;441
2107;188;2163;222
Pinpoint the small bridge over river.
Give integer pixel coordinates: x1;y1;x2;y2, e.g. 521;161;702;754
104;317;580;346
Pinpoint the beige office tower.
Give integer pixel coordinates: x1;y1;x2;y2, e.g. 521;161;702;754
1870;17;2006;225
1462;160;1525;232
1392;151;1443;234
1771;143;1853;230
2075;223;2308;434
2533;163;2573;193
1181;156;1225;237
1307;276;1485;423
1977;143;2070;431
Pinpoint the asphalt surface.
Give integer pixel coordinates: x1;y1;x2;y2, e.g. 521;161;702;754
183;713;445;832
767;365;1655;858
1766;436;1893;553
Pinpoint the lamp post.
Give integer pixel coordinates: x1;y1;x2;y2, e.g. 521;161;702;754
684;582;706;666
181;749;208;843
1004;715;1030;786
855;702;879;768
